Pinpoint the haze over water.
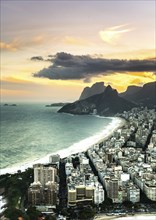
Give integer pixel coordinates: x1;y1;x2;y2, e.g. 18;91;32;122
0;104;115;172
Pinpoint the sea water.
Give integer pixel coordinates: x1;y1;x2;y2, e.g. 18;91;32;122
0;103;122;174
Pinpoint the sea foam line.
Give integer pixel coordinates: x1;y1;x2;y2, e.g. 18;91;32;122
0;117;125;175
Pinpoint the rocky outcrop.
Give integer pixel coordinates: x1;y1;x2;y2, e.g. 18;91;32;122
79;82;105;100
120;86;142;97
121;81;156;108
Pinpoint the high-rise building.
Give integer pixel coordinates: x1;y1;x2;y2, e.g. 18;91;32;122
49;154;60;165
44;182;58;205
33;164;57;185
68;185;95;206
108;179;119;202
28;182;43;205
94;185;105;204
127;186;140;203
85;186;94;199
28;164;58;206
144;180;156;201
76;185;85;199
107;153;113;163
68;188;77;206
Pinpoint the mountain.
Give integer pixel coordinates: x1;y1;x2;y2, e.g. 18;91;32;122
58;85;136;116
120;85;142;97
79;82;105;100
123;81;156;108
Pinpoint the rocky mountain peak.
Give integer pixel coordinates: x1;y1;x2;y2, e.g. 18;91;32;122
104;85;118;97
79;81;105;100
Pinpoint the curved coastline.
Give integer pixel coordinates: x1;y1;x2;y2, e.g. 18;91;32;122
0;117;126;175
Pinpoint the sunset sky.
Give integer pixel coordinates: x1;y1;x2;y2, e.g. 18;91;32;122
1;0;156;102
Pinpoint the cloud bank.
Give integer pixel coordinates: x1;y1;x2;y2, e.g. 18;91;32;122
33;52;156;81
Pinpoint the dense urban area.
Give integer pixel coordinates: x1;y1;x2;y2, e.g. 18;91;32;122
0;107;156;220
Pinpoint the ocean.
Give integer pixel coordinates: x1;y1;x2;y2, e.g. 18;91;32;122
0;104;122;174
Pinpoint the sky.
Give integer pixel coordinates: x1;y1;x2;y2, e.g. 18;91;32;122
1;0;156;102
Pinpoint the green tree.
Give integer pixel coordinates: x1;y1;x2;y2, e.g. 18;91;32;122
45;215;57;220
0;168;33;209
61;208;68;216
78;207;96;219
26;206;42;220
4;207;29;220
123;200;133;210
100;197;113;211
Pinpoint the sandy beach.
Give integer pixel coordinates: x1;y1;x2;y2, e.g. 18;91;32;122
94;213;156;220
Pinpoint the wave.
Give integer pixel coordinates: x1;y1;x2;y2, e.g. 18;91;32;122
0;117;125;175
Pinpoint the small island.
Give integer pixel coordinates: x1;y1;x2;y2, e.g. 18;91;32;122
3;104;17;107
45;102;69;107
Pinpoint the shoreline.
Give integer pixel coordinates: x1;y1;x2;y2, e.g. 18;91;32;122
0;116;126;175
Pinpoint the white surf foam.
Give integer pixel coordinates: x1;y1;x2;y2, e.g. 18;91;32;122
0;196;6;213
0;117;125;175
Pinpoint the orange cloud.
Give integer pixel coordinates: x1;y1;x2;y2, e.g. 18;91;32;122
0;40;19;51
2;76;34;84
127;71;155;80
104;49;156;59
63;36;90;46
0;35;46;52
130;78;143;85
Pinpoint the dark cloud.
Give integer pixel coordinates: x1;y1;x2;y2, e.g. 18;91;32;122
33;52;156;81
30;56;44;61
30;55;54;62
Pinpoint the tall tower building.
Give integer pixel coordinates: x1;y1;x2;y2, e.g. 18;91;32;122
28;164;58;206
44;182;58;205
68;188;77;206
28;182;43;205
34;164;57;185
108;179;119;202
